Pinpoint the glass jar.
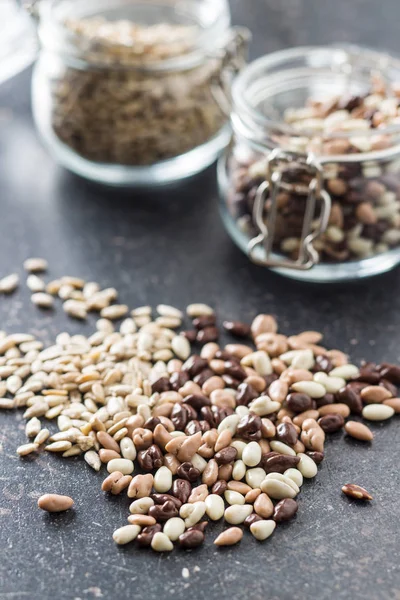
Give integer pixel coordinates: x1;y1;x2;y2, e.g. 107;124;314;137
31;0;249;186
218;45;400;282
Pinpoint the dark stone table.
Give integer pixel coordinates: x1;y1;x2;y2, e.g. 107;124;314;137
1;1;400;599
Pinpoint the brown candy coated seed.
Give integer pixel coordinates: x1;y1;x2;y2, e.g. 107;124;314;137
262;453;300;474
306;451;324;464
183;394;211;409
342;484;373;501
214;446;237;465
223;321;251;338
179;529;205;549
38;494;74;513
336;386;363;415
212;480;228;496
318;413;345;433
286;393;313;413
197;326;219;344
176;462;200;483
244;513;263;528
137;524;162;547
193;315;216;329
273;498;298;522
172;479;192;504
148;501;178;522
151;494;182;509
275;422;298;446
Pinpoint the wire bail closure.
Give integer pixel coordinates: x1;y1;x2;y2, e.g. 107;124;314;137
248;149;332;271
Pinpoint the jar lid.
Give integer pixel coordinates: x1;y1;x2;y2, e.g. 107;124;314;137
0;0;37;85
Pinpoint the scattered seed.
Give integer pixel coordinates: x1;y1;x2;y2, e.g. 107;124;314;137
24;258;48;273
100;305;129;320
342;484;373;501
0;273;19;294
17;442;39;456
38;493;74;512
344;421;374;441
113;524;141;545
31;293;54;309
362;404;395;421
214;527;243;546
27;275;46;293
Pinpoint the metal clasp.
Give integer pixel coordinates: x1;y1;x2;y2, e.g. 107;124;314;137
248;149;331;270
211;27;251;117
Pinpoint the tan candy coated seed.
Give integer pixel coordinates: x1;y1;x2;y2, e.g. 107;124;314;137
344;421;374;441
214;527;243;546
38;494;74;512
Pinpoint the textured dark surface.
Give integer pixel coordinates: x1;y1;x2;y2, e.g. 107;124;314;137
1;1;400;599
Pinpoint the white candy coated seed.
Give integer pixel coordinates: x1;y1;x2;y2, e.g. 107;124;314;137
291;349;315;370
180;501;206;527
269;440;296;456
235;405;250;418
313;372;346;394
163;517;185;541
191;453;207;473
230;441;246;458
265;472;300;493
120;437;137;461
107;458;134;475
249;397;281;416
362;404;395;421
232;459;247;480
171;336;191;360
329;364;360;379
151;531;174;552
113;524;141;545
252;351;272;376
242;442;262;467
261;479;297;500
284;468;303;488
250;519;276;541
297;453;318;478
224;490;245;505
153;466;172;493
218;414;240;434
129;497;154;514
291;381;326;398
224;504;253;524
246;467;267;489
205;494;225;521
186;303;214;317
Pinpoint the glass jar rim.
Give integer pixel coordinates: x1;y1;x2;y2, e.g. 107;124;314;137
37;0;231;70
232;44;400;158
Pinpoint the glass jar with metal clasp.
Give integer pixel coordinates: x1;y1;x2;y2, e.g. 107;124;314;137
27;0;250;186
218;45;400;282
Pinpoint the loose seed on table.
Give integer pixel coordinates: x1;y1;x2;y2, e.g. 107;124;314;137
344;421;374;441
151;531;174;552
224;504;253;524
342;484;373;501
273;498;298;522
214;527;243;546
24;258;48;272
38;494;74;512
163;517;186;541
297;453;318;478
250;519;276;541
113;524;141;545
362;404;395;421
107;458;134;475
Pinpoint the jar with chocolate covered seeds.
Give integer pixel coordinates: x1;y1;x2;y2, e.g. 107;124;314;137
219;45;400;282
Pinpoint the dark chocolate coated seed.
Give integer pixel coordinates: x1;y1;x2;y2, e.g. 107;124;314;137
193;315;216;330
185;420;202;436
244;513;263;528
275;422;298;446
197;326;219;344
286;392;313;413
137;524;162;547
151;377;171;394
236;382;259;406
379;363;400;384
199;420;211;433
318;414;345;433
143;417;161;432
172;479;192;504
211;480;227;496
200;406;217;428
151;494;182;509
169;370;190;391
315;393;335;408
380;379;397;397
187;521;208;533
222;374;241;389
261;453;300;474
181;330;198;343
338;95;363;111
236;414;262;441
183;394;211;410
273;498;298;522
176;462;201;483
336;386;363;414
212;406;234;425
137;444;163;471
314;355;333;374
224;361;247;381
306;451;324;464
214;447;238;465
171;403;189;430
148;501;178;522
193;369;215;386
178;529;205;549
182;355;209;377
215;350;240;363
222;320;251;338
